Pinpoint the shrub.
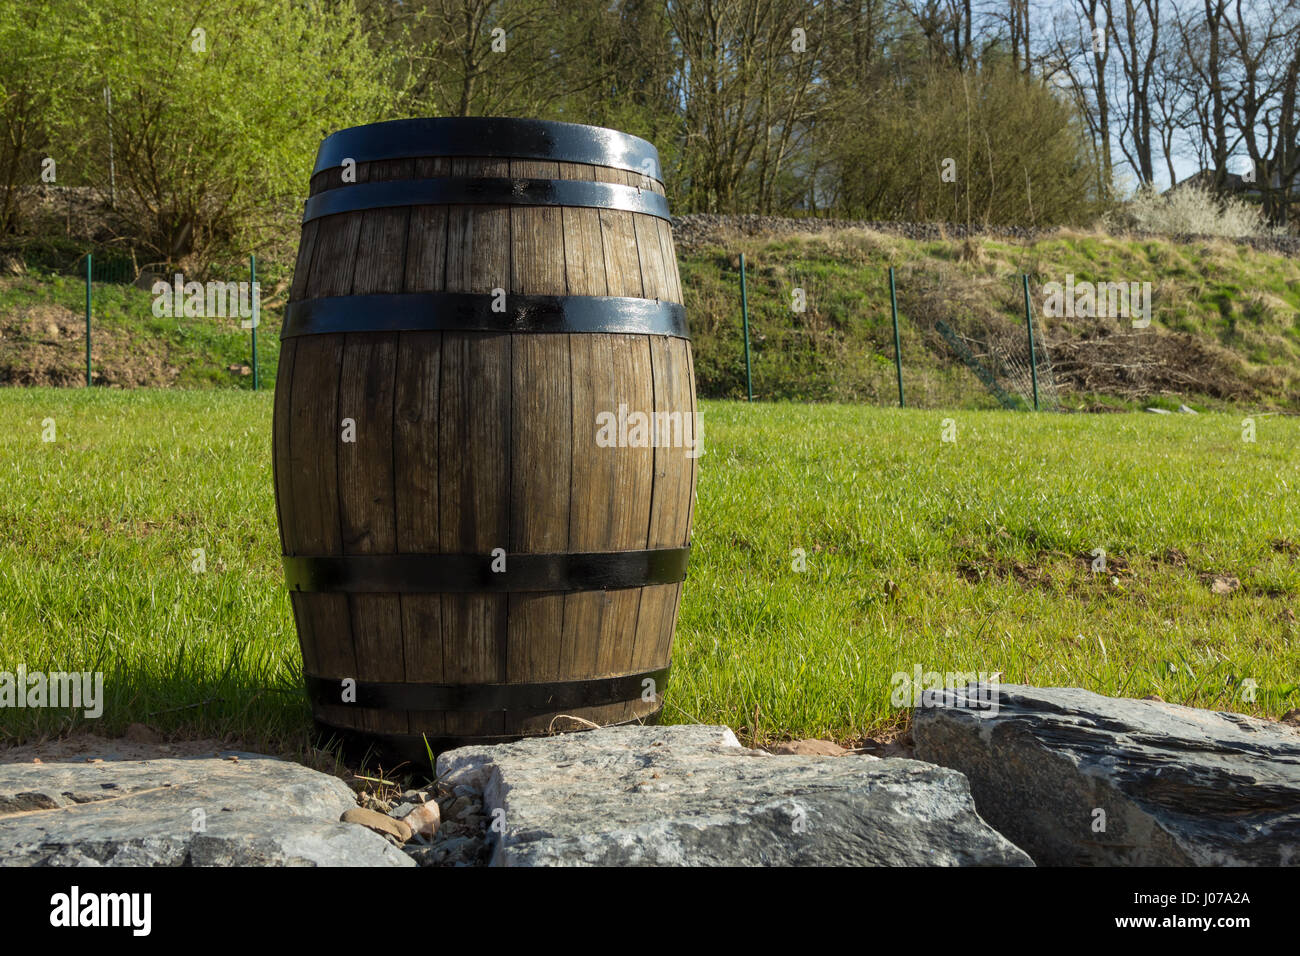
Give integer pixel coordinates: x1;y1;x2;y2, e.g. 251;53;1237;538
1116;185;1274;238
46;0;396;266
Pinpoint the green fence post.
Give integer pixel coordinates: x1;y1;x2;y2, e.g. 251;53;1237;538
84;254;92;387
1023;273;1039;411
740;252;753;402
889;266;904;408
250;254;259;391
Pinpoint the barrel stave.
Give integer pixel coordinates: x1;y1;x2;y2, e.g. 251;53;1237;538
393;332;445;738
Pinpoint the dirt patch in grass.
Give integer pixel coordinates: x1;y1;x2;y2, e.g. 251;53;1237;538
901;268;1265;406
1151;547;1190;567
1047;327;1258;403
0;303;181;387
953;542;1143;593
956;555;1053;588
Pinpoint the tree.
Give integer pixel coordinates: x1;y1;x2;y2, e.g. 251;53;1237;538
1221;0;1300;224
822;62;1106;226
1044;0;1115;198
59;0;393;264
1107;0;1161;186
0;0;90;235
1149;8;1194;187
666;0;827;213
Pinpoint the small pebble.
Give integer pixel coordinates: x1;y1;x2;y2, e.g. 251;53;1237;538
400;802;441;839
454;801;482;822
445;795;473;819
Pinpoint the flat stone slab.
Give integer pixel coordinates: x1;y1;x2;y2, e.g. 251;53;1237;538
0;753;412;866
912;684;1300;865
437;725;1031;866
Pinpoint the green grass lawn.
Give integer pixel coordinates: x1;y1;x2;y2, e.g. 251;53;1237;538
1;389;1296;759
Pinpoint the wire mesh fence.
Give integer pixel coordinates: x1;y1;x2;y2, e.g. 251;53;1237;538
733;253;1062;411
0;246;268;389
2;243;1061;407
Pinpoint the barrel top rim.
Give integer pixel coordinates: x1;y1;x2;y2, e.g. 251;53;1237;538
313;117;663;180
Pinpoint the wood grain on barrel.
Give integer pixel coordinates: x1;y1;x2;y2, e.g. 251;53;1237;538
446;158;509;294
338;332;404;736
439;333;511;739
277;146;694;749
284;333;357;732
394;332;445;738
557;164;608;299
506;157;570;706
510;160;566;296
657;218;683;303
306;162;367;299
289;222;318;301
632;335;696;674
404;158;450;292
507;333;571;687
271;337;297;556
551;332;661;730
440;157;513;739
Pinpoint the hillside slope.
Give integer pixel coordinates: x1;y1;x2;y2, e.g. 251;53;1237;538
677;219;1300;410
2;221;1297;410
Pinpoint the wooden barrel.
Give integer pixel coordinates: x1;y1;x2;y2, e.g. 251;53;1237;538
273;118;697;762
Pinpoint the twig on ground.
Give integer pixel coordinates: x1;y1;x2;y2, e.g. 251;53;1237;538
547;714;600;733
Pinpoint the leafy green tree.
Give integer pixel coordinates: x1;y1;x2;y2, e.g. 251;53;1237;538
60;0;395;265
0;0;91;235
822;61;1106;226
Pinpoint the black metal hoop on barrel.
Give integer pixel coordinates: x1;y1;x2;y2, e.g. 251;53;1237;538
302;177;670;224
279;294;690;340
313;117;662;181
282;547;690;595
303;667;670;713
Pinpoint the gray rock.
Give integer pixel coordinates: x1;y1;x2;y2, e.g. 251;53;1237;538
768;738;852;756
912;684;1300;866
437;836;480;862
436;725;1030;866
443;795;474;820
0;753;412;867
454;801;482;822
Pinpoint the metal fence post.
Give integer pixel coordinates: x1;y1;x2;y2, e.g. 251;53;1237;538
1023;273;1039;411
84;254;92;387
739;253;753;402
250;254;259;391
104;86;116;208
889;266;904;408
